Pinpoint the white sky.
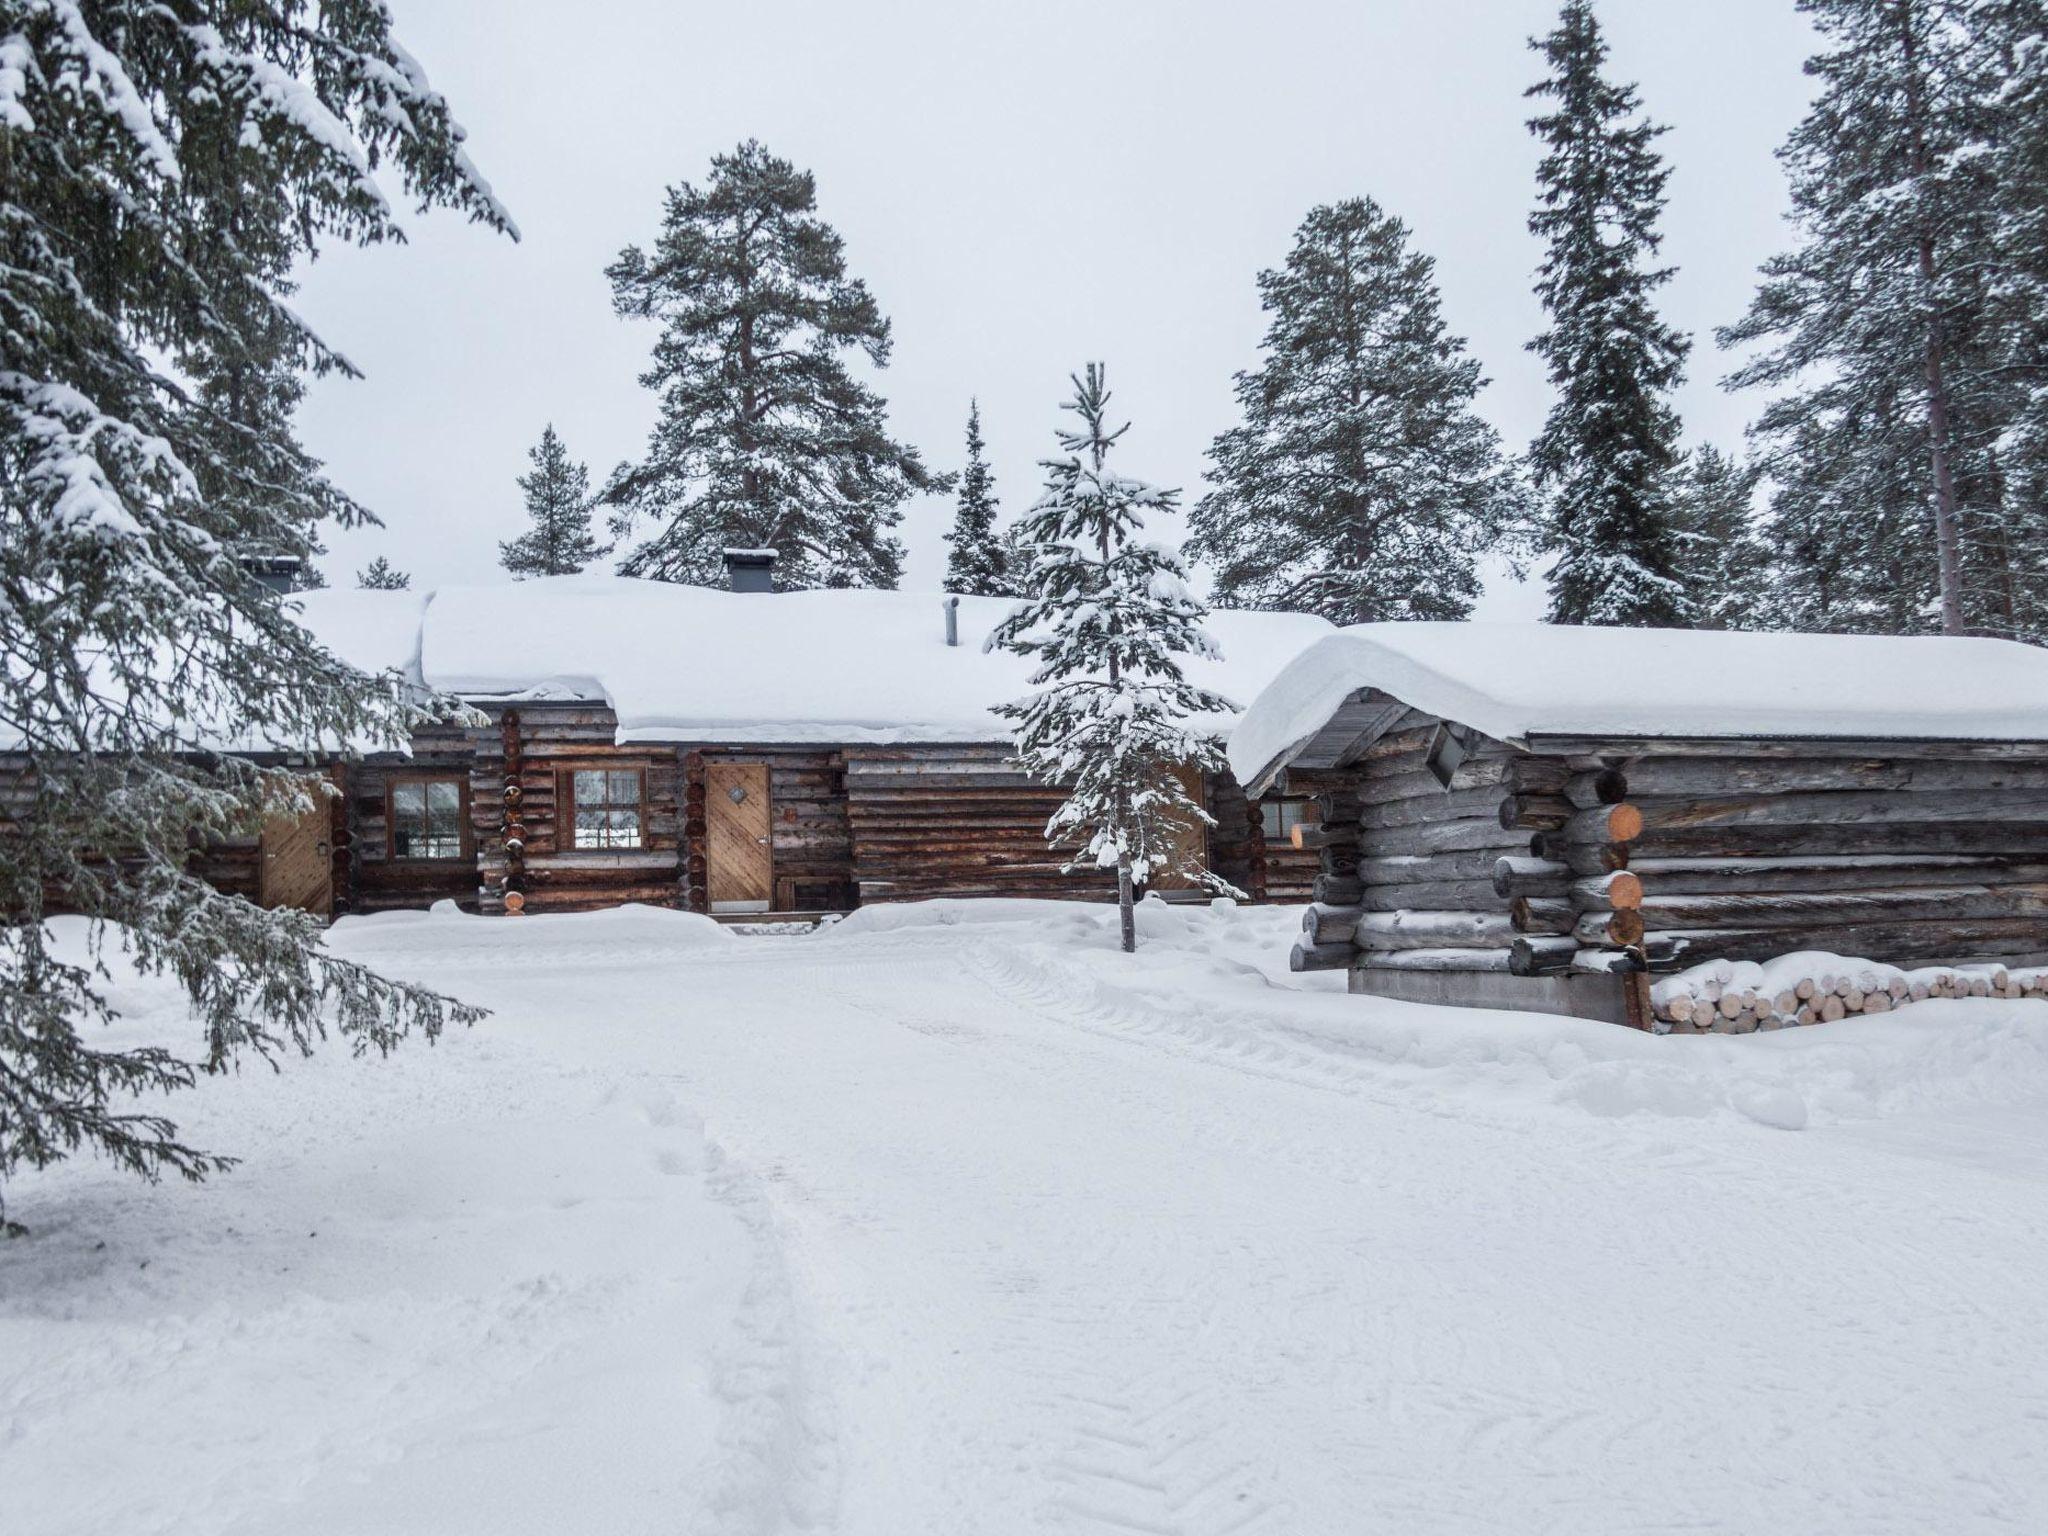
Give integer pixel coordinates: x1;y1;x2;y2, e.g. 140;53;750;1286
296;0;1819;619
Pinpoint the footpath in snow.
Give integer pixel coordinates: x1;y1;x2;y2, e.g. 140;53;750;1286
6;899;2048;1534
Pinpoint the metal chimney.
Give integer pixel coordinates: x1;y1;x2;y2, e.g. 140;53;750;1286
943;595;960;646
724;548;776;594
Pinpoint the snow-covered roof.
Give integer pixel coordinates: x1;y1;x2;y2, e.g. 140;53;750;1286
298;576;1333;746
1229;621;2048;790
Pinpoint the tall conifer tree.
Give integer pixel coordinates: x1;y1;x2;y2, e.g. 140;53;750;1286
0;2;508;1221
988;368;1233;954
1722;0;2029;637
1526;0;1696;627
604;141;936;589
1188;199;1515;624
356;557;412;591
501;424;605;578
1668;446;1766;630
943;400;1013;595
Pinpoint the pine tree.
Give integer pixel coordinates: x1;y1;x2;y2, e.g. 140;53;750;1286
357;557;412;590
0;2;511;1225
500;424;605;578
987;367;1235;955
943;400;1014;595
1526;0;1696;627
1667;446;1766;629
1187;199;1517;625
1722;0;2022;637
604;141;937;589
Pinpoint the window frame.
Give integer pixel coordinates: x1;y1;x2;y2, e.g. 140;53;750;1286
1259;797;1315;844
385;774;474;864
562;764;650;852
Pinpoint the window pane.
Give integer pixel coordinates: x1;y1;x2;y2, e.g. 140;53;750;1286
608;769;640;805
427;780;460;818
574;769;606;803
393;782;425;817
609;808;642;848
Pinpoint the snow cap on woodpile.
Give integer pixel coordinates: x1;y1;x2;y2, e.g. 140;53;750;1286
1229;621;2048;793
299;576;1332;747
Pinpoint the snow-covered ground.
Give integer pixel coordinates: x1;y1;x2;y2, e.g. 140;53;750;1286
8;899;2048;1534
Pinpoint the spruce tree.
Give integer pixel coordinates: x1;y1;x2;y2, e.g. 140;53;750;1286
1722;0;2022;637
1667;446;1766;629
943;400;1013;595
500;424;605;578
987;367;1234;955
357;557;412;591
0;3;509;1224
604;141;937;589
1526;0;1696;627
1187;199;1516;625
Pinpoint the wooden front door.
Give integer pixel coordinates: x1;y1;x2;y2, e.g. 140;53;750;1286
706;762;773;911
1148;762;1210;895
260;777;334;918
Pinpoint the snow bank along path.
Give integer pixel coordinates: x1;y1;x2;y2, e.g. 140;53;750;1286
8;900;2048;1534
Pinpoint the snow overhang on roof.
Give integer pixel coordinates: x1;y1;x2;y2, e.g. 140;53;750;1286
1227;621;2048;795
295;575;1335;748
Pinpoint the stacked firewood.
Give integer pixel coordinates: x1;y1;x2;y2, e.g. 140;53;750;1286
1651;959;2048;1034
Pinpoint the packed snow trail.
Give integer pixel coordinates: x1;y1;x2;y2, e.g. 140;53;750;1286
7;901;2048;1534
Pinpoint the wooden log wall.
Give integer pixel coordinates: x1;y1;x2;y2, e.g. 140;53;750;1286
1199;770;1313;901
1287;724;1591;979
844;744;1117;903
680;747;855;913
347;723;484;914
470;703;682;916
1534;747;2048;971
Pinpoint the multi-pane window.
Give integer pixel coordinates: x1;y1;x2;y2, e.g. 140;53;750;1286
1260;798;1313;841
390;779;466;860
571;768;644;850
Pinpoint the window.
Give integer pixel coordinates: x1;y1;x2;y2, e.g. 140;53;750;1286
570;768;645;850
1260;799;1314;842
390;778;467;860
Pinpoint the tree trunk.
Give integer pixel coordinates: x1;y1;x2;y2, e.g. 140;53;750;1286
1117;862;1136;953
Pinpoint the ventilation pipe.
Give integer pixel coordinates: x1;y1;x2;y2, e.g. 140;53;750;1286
943;595;960;646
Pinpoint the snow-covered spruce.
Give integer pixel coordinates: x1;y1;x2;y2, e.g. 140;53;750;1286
0;0;508;1224
601;140;937;590
1188;198;1518;626
943;399;1016;597
1667;445;1768;631
356;556;411;591
1722;0;2047;641
987;366;1235;952
500;424;607;579
1526;0;1696;627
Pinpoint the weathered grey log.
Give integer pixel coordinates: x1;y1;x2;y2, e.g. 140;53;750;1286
1617;855;2048;894
1359;877;1512;912
1290;940;1356;973
1300;902;1364;945
1521;734;2048;762
1560;803;1645;845
1289;823;1355;851
1561;820;2048;870
1655;916;2048;966
1573;909;1646;946
1357;948;1516;973
1636;788;2048;832
1313;873;1365;905
1360;819;1533;859
1361;786;1508;830
1498;793;1576;832
1364;850;1522;886
1358;762;1516;804
1312;790;1361;824
1507;757;1576;794
1511;896;1575;935
1492;855;1573;898
1562;768;1631;809
1582;755;2048;798
1350;910;1518;951
1509;935;1579;976
1637;883;2048;932
1571;871;1644;910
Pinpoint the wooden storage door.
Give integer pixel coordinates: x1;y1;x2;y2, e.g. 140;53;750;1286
260;777;334;918
706;762;773;911
1149;762;1210;895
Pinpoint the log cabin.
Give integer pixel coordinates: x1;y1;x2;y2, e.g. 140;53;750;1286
172;553;1332;922
1227;622;2048;1028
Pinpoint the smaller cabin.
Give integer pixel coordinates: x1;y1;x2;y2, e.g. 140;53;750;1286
1228;623;2048;1029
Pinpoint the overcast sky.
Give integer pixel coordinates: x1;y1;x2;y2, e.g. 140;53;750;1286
295;0;1819;616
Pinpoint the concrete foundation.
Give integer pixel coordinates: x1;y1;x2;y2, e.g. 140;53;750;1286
1348;967;1647;1027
